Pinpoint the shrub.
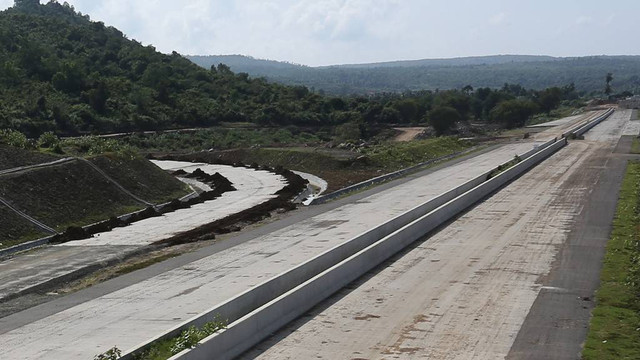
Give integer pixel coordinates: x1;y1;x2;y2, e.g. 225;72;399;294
0;129;29;148
36;131;60;148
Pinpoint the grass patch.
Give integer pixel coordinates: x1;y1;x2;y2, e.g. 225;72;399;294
94;318;226;360
583;160;640;359
631;138;640;154
363;137;470;170
120;127;325;152
129;319;226;360
486;155;522;179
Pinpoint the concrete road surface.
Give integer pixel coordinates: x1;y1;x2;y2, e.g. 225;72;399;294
242;110;632;360
0;164;286;300
0;141;543;359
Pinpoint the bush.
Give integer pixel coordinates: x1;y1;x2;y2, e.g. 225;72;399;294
0;129;29;148
428;106;460;135
490;99;539;128
36;131;60;148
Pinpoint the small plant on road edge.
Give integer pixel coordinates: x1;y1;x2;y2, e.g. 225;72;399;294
94;346;121;360
129;317;227;360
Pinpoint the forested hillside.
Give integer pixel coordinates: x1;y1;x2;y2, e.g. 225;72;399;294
189;55;640;95
0;0;358;137
0;0;588;141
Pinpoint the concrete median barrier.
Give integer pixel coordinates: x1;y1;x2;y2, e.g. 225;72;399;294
162;138;567;360
572;108;614;137
562;109;614;138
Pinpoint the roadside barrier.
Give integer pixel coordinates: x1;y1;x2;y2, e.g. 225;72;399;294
562;108;614;138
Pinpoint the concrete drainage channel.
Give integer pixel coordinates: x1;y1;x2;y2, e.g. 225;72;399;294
122;111;615;360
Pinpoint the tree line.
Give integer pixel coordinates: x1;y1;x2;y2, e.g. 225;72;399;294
0;1;581;140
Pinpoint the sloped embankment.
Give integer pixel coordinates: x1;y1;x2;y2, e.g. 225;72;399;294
0;152;190;247
0;206;45;248
88;154;189;204
0;145;59;171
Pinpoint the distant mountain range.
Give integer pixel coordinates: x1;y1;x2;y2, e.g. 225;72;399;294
187;54;640;95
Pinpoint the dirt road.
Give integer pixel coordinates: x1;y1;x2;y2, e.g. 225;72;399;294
393;127;426;142
244;111;632;360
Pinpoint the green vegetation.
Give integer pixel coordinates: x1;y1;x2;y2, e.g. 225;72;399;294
127;319;226;360
0;1;365;137
583;161;640;359
490;99;539;129
631;138;640;155
189;54;640;96
119;127;325;153
94;347;121;360
364;137;469;169
428;106;461;135
0;1;585;141
486;155;522;179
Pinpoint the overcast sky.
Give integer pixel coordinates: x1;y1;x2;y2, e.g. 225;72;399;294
2;0;638;66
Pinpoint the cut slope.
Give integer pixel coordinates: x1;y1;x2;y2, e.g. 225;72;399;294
88;154;189;204
0;205;47;248
0;159;141;231
0;145;60;171
0;150;191;246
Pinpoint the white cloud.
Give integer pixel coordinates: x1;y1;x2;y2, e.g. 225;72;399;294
489;12;506;25
575;15;592;25
0;1;637;66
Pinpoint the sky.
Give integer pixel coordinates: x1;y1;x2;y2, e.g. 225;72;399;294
1;0;639;66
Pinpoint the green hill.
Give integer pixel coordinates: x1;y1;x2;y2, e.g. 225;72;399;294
188;54;640;95
0;1;356;137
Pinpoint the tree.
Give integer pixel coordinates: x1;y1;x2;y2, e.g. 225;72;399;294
605;72;613;96
392;99;419;123
428;106;460;135
490;99;538;128
14;0;40;10
536;87;562;114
